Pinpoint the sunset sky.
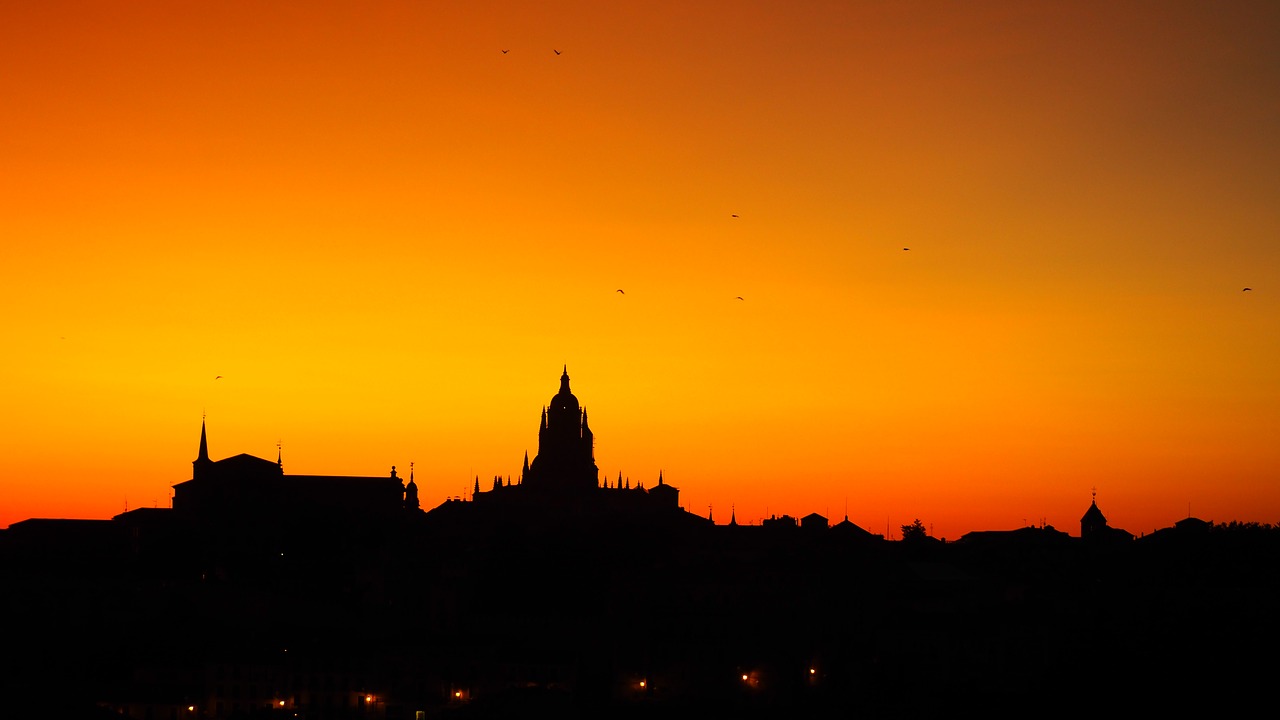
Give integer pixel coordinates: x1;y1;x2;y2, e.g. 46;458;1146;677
3;1;1278;539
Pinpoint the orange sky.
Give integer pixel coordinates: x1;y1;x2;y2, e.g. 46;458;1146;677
3;1;1278;539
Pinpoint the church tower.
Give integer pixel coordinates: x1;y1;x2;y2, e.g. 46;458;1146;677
193;417;214;481
523;367;600;494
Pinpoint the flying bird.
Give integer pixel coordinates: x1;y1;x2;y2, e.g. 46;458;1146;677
735;296;744;301
616;289;625;294
1243;287;1252;292
501;49;509;54
215;376;223;379
731;214;739;218
903;247;910;251
553;49;562;55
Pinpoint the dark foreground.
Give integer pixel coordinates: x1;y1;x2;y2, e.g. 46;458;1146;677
3;511;1277;718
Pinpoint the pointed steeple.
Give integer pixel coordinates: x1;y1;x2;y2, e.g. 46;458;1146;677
658;470;664;486
192;416;213;480
559;365;571;395
522;451;530;478
197;417;210;463
730;505;738;527
473;475;480;498
276;440;282;469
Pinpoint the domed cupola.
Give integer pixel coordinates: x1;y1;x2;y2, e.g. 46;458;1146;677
549;365;580;414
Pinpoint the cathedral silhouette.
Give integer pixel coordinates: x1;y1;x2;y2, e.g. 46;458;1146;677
468;367;687;519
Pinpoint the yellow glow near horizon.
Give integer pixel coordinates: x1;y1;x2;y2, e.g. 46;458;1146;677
3;1;1280;540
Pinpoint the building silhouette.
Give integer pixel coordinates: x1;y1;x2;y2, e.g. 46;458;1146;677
466;367;692;521
176;418;405;521
1080;490;1134;544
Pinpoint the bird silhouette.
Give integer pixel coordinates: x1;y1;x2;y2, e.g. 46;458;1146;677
1243;287;1252;292
735;296;744;300
215;376;223;379
501;49;509;54
553;49;561;55
903;247;910;251
731;214;739;218
616;289;625;294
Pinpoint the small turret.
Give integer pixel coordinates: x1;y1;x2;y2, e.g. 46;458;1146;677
404;464;420;511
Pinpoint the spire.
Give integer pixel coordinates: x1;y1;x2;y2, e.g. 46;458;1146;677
559;365;571;394
404;462;420;511
541;406;547;430
522;451;530;476
473;475;480;498
709;504;714;523
658;470;664;486
197;417;210;463
277;440;282;469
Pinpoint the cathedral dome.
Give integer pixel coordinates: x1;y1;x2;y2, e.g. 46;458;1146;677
550;366;580;413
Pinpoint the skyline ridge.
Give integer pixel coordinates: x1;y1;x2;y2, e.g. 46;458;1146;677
4;367;1240;542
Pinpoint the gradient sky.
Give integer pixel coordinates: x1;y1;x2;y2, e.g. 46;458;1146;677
3;1;1278;539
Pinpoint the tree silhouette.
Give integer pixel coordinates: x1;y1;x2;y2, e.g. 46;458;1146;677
900;518;928;541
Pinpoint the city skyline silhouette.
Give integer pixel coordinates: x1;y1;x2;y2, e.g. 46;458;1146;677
6;3;1280;716
3;365;1278;718
5;363;1256;541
